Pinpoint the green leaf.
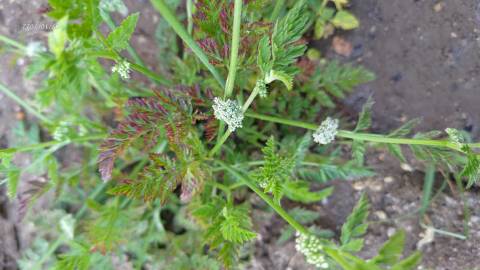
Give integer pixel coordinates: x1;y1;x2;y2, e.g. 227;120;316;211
314;19;325;39
460;146;480;188
265;70;293;90
355;97;374;132
331;10;359;30
391;251;422;270
7;169;20;199
341;238;364;252
420;164;435;216
352;140;366;166
372;230;405;265
48;16;69;58
387;144;406;163
107;12;139;50
340;193;370;248
283;181;334;203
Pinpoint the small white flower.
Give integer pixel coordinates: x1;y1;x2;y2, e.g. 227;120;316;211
445;128;463;147
212;97;244;132
112;59;131;79
295;232;330;269
254;79;267;98
313;117;339;145
53;121;71;141
25;41;46;57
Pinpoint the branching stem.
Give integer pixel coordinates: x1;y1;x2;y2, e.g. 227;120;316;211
245;112;480;152
218;161;309;234
150;0;226;88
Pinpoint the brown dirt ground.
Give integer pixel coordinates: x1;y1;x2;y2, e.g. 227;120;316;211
1;0;480;270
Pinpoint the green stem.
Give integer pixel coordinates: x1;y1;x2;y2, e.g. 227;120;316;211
219;161;308;234
150;0;226;88
0;34;26;50
245;112;479;151
224;0;242;98
0;82;52;124
0;134;106;153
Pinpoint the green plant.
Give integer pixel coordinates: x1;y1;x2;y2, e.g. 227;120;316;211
0;0;478;269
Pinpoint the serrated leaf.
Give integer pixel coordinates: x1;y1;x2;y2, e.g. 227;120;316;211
352;140;366;166
341;193;370;247
355;97;374;132
391;251;422;270
283;181;333;203
460;146;480;188
7;169;20;199
48;16;68;58
106;12;139;50
331;10;359;30
294;132;312;168
387;144;406;163
341;238;364;252
266;70;293;90
372;230;405;265
389;118;421;138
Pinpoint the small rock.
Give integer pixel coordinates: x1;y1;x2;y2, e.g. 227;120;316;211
332;36;353;57
384;176;394;183
433;2;445;12
451;32;458;38
374;210;388;220
352;181;366;190
400;163;414;172
387;227;396;237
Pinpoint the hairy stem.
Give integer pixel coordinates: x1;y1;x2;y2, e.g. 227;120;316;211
150;0;226;88
219;161;309;234
0;82;52;124
245;112;480;151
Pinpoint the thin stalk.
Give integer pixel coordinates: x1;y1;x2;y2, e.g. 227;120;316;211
150;0;226;88
102;12;146;66
0;82;52;124
89;50;172;86
245;112;480;151
219;161;309;234
224;0;242;98
0;34;26;50
0;134;106;153
214;0;243;149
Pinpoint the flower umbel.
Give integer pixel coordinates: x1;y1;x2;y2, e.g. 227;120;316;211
313;117;339;145
112;60;131;80
295;232;329;269
212;97;244;132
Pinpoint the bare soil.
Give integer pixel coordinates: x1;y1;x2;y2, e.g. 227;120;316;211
1;0;479;270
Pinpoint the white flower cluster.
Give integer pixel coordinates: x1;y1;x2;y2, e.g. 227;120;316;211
112;60;131;80
254;79;268;98
295;232;329;269
313;117;339;145
445;128;464;147
25;41;46;57
53;121;71;141
212;97;244;132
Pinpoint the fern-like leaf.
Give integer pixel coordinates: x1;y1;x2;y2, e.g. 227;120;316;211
340;193;370;252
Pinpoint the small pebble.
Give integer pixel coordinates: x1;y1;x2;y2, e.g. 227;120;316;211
384;176;394;183
374;210;387;220
400;163;414;172
433;2;444;12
